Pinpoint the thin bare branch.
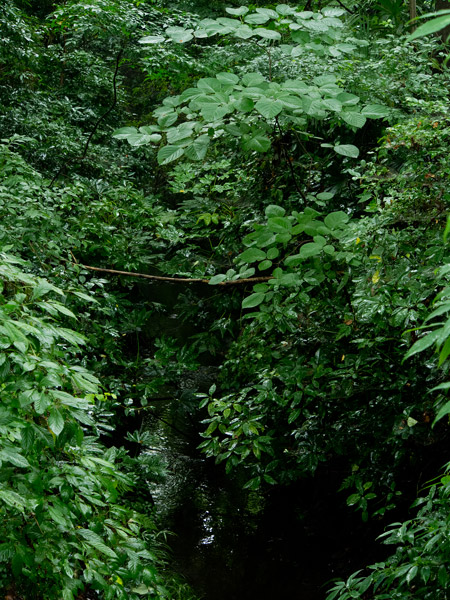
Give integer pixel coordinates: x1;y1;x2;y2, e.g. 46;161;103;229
78;263;272;286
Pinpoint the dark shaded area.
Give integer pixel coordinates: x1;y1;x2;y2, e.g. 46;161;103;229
145;401;390;600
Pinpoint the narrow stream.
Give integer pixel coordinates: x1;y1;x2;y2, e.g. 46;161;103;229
142;399;385;600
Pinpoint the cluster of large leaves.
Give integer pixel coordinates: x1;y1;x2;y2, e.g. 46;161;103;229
0;253;170;599
115;71;388;165
140;4;367;59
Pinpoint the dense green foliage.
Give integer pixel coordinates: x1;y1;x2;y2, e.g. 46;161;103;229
2;0;450;598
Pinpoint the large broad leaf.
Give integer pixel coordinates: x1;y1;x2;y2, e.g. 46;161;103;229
200;103;232;122
277;273;301;286
242;72;266;86
255;28;282;40
158;113;178;128
284;254;303;267
204;22;235;35
334;144;359;158
245;13;270;24
256;8;279;19
267;216;292;233
407;13;450;41
303;19;329;32
242;292;266;309
194;29;209;38
166;122;196;144
341;112;367;128
322;7;345;17
157;145;185;165
127;133;161;146
313;74;337;86
282;79;309;93
166;27;194;43
255;98;283;119
299;242;324;259
233;25;254;39
112;126;137;139
0;447;30;468
322;98;342;112
184;135;210;161
361;104;389;119
208;274;226;285
216;72;239;85
324;211;350;230
242;133;271;152
234;97;255;112
239;248;267;263
217;17;241;28
48;407;65;436
336;92;360;106
265;204;286;217
226;6;249;16
276;4;295;15
197;77;223;93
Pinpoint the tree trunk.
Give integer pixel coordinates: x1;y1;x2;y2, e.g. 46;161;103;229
436;0;450;42
409;0;417;32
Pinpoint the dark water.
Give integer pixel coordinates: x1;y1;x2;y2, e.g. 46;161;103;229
143;402;384;600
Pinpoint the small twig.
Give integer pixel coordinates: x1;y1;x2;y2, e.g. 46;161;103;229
77;263;273;285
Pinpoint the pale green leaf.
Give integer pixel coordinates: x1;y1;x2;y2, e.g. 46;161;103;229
407;14;450;41
208;274;226;285
242;293;266;309
216;72;239;85
299;242;323;258
112;127;137;139
334;144;359;158
254;28;281;40
239;248;267;263
245;13;270;24
265;204;286;217
184;135;210;161
341;112;367;128
255;98;283;119
0;447;29;468
157;145;185;165
48;407;65;436
361;104;389;119
226;6;249;16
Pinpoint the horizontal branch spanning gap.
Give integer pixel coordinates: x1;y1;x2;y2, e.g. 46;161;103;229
78;263;272;285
